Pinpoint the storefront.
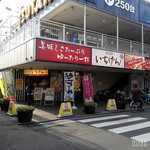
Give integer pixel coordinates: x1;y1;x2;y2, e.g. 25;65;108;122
1;0;150;106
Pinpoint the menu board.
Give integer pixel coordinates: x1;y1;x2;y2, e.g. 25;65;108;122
34;87;43;101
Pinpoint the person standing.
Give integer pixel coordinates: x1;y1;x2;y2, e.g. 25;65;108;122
26;78;34;106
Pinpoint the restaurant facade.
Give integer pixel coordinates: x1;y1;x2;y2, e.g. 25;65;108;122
0;0;150;105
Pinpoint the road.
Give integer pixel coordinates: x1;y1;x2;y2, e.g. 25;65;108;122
1;110;150;150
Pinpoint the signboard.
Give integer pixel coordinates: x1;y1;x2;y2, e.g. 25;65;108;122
143;58;150;70
64;72;74;102
34;87;43;101
24;70;48;76
82;74;93;101
57;102;74;118
45;88;55;101
19;0;54;26
2;70;15;101
125;54;145;70
50;73;63;92
16;79;23;90
92;49;124;68
86;0;96;4
139;1;150;25
36;38;91;65
104;0;135;14
106;99;117;111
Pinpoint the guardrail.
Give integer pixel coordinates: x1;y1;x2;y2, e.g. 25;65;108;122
0;17;150;57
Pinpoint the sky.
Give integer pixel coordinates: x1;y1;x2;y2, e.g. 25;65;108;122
0;0;30;26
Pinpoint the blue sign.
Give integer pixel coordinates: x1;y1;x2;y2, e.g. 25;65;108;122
139;1;150;25
86;0;96;4
71;32;78;43
76;0;150;27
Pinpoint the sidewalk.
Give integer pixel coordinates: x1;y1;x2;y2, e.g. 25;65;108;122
16;100;138;123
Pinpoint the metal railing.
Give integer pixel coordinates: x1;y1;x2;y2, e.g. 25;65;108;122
0;17;150;57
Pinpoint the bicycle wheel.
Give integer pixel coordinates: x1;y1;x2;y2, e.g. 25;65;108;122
147;97;150;105
142;100;146;111
130;101;137;113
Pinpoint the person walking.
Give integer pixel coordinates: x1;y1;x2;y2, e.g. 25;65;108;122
26;78;34;106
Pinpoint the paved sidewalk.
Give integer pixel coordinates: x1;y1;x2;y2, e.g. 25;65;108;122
15;101;137;123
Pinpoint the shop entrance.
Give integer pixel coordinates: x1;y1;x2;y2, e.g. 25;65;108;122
25;76;50;102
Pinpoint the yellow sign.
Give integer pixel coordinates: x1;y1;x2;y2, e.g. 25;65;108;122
105;99;117;111
24;70;48;76
19;0;53;26
16;79;23;90
57;102;74;118
0;77;6;98
7;101;17;116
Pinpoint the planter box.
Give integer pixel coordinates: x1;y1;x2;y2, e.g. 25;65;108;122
116;101;126;109
17;110;33;124
84;106;96;114
1;103;9;111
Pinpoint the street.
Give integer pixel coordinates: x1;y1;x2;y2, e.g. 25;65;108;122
1;110;150;150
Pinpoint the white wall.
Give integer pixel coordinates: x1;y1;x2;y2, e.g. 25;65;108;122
0;38;35;70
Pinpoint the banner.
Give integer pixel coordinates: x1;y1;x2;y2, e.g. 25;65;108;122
64;72;74;102
82;74;93;101
2;70;15;101
0;73;6;98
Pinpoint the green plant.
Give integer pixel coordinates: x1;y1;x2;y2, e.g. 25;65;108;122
17;106;35;113
0;98;10;105
84;100;97;107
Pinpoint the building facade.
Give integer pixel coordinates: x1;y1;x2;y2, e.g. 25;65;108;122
0;0;150;103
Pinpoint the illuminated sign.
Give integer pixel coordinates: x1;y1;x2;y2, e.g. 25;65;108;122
104;0;135;14
24;70;49;76
19;0;53;26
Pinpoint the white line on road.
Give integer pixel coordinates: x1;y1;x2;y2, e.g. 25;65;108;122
78;114;130;123
91;117;146;128
108;121;150;134
131;132;150;143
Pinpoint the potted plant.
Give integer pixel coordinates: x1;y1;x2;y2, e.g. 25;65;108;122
0;98;10;111
83;100;97;114
17;106;35;124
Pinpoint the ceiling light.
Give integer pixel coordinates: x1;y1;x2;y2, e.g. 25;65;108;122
66;32;69;35
110;41;113;44
102;20;105;23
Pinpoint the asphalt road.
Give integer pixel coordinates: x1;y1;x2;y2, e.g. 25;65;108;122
1;110;150;150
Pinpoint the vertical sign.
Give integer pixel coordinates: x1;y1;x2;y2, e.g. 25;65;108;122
2;70;15;101
64;72;74;102
82;74;93;101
